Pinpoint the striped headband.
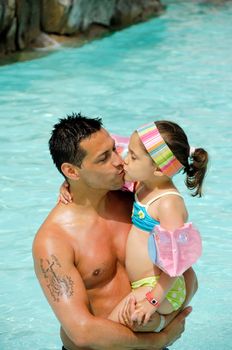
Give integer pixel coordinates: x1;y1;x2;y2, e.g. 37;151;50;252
137;122;184;177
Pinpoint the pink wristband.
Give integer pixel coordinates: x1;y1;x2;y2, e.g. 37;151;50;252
145;291;159;307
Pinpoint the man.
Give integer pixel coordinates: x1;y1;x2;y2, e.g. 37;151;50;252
33;113;196;350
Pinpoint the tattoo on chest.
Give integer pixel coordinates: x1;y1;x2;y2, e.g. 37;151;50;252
40;254;74;302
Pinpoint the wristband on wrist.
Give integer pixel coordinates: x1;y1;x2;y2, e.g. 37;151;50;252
154;314;166;333
145;291;159;307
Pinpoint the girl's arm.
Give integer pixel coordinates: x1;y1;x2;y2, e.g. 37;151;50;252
131;194;188;326
131;273;177;326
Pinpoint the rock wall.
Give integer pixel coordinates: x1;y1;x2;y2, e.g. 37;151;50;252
0;0;163;56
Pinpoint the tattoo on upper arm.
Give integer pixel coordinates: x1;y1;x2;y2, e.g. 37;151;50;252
40;254;74;302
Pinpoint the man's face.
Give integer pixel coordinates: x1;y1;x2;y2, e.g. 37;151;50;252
77;128;124;190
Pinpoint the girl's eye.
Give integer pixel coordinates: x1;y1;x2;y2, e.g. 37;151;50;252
131;154;136;160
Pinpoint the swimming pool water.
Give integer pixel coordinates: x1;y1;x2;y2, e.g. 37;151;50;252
0;0;232;349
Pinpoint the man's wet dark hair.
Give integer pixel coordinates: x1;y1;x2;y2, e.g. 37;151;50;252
49;112;103;175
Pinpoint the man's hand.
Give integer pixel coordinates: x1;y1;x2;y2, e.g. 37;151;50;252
131;298;156;326
117;294;161;333
118;294;137;329
162;306;192;347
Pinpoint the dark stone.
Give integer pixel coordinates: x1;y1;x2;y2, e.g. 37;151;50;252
41;0;75;35
16;0;40;49
112;0;164;27
0;0;164;57
41;0;116;35
0;0;16;54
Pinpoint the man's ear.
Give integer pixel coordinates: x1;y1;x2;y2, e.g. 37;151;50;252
61;163;80;180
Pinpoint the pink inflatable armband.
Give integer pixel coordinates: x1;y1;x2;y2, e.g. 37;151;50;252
111;134;129;159
111;134;135;192
148;222;202;277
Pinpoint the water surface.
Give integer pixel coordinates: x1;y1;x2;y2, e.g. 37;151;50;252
0;0;232;348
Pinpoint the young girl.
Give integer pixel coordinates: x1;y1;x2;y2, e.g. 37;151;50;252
60;120;208;332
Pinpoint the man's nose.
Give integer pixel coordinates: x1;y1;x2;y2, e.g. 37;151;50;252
112;151;123;167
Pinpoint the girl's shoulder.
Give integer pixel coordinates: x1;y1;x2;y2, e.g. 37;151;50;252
149;191;188;226
153;192;188;227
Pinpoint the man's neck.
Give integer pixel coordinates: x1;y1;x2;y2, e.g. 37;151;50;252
69;181;109;211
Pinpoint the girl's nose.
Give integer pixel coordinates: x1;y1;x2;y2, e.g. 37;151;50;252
124;154;129;165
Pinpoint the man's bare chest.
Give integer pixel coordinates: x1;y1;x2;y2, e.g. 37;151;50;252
71;219;130;289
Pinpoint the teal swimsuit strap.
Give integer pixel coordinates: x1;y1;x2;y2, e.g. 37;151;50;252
145;191;183;208
135;190;183;210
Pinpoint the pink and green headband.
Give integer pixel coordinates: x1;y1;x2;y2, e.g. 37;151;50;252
137;122;183;177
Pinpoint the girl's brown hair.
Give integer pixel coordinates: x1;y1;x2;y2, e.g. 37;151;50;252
155;120;208;197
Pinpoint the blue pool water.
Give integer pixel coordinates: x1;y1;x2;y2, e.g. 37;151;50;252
0;0;232;349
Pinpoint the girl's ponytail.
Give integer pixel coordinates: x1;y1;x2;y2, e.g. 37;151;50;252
185;147;209;197
156;120;209;197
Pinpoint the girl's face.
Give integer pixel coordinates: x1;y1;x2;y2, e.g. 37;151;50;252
124;131;156;182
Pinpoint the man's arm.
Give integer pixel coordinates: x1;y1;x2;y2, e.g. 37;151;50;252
33;232;188;350
61;307;192;350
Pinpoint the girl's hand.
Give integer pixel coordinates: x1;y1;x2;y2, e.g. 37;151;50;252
58;181;72;204
131;298;157;326
118;294;137;329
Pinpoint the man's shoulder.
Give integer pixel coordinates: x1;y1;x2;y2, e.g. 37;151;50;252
33;203;72;249
37;203;62;229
